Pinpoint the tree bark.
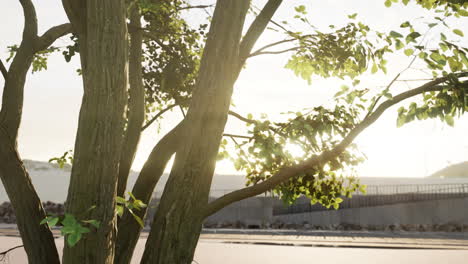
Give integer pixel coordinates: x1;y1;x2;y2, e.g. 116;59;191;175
0;1;71;263
117;6;145;198
140;1;250;263
115;122;182;264
0;134;60;264
61;0;128;263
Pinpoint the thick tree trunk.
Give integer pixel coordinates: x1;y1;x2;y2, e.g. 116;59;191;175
62;0;128;263
140;1;250;263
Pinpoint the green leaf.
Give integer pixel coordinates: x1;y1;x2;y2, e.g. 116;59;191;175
67;232;82;247
129;210;145;228
430;52;446;65
82;219;100;229
384;0;392;7
116;205;124;217
448;57;462;72
404;49;414;56
48;217;60;227
395;39;404;50
116;196;126;204
400;21;411;28
348;13;357;19
445;115;454;127
389;31;403;38
62;214;77;227
453;29;464;37
406;32;421;44
397;114;406;127
371;63;378;74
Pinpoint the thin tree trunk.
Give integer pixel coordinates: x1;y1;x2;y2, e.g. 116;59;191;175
0;1;71;262
0;135;60;263
62;0;128;263
115;122;182;264
115;1;283;262
117;6;145;198
140;1;250;263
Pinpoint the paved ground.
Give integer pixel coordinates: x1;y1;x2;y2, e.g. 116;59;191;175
1;225;467;263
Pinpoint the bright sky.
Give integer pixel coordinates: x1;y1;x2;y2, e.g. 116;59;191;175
1;0;467;178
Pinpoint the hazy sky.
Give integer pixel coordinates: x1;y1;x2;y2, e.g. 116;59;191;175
1;0;467;178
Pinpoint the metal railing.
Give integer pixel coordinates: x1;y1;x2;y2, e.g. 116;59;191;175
273;183;468;215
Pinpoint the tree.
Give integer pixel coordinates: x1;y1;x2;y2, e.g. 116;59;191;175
0;0;467;263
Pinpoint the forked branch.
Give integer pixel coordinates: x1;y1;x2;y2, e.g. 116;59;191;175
204;72;468;217
35;23;72;52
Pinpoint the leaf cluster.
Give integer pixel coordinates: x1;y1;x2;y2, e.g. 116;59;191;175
116;192;147;228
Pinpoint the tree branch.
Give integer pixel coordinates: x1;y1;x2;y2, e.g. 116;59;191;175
141;104;177;131
223;133;252;139
239;0;283;62
249;34;314;58
115;121;183;261
204;72;468;217
228;110;256;124
34;23;72;52
19;0;38;42
0;59;7;80
249;47;300;58
177;5;214;11
0;245;23;260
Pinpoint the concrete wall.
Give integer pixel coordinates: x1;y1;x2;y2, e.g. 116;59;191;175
273;197;468;225
205;197;280;225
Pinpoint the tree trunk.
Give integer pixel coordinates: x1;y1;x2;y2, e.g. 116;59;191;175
0;135;60;263
140;1;250;263
62;0;128;263
117;6;145;198
0;1;61;262
115;122;181;264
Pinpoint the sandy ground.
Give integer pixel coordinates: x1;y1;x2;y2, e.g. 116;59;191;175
1;235;468;264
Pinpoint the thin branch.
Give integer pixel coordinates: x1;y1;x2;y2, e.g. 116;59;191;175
249;34;314;57
395;78;434;82
250;38;296;55
0;245;23;260
365;72;401;119
178;5;214;11
251;3;290;34
34;23;72;52
204;72;468;218
223;133;252;140
0;59;7;80
249;47;300;58
141;104;176;131
239;0;284;61
228;110;256;124
179;105;186;118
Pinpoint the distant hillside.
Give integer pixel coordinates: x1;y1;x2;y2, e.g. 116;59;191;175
2;160;468;202
429;161;468;179
0;160;247;202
